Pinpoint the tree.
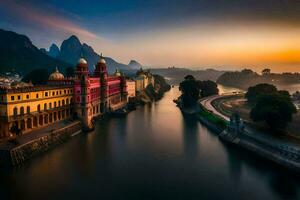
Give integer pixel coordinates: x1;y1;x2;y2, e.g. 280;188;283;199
65;66;75;77
250;93;297;130
22;68;49;85
245;83;277;104
262;68;271;76
197;80;219;97
179;75;199;108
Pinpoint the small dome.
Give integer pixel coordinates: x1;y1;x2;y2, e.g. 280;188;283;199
98;53;106;64
99;58;106;64
114;68;121;77
78;58;87;65
49;67;64;80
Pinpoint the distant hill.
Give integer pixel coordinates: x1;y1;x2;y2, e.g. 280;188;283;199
128;60;143;69
0;29;70;75
48;44;60;58
150;67;226;85
217;69;300;90
56;35;131;73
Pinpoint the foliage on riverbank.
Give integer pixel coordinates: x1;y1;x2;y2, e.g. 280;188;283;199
179;75;219;108
197;106;227;130
140;74;171;103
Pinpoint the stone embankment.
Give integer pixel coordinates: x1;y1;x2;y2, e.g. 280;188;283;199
199;95;300;173
0;121;81;167
219;130;300;173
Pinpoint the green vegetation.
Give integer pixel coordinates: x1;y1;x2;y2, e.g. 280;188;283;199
198;80;219;97
197;108;227;129
246;83;297;131
143;74;171;102
179;75;219;108
179;75;200;108
250;93;297;130
245;83;277;104
22;68;49;85
65;66;75;77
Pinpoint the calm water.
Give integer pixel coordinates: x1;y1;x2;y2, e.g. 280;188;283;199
1;87;300;200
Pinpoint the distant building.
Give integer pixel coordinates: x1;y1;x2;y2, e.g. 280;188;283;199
126;79;136;99
134;68;154;94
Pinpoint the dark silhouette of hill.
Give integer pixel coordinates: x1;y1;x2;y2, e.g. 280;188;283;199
128;60;143;69
217;69;300;90
56;35;132;73
150;67;225;85
0;29;70;74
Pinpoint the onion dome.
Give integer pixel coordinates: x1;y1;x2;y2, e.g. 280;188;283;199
114;68;121;77
78;58;87;65
99;56;106;64
97;53;106;64
76;57;89;74
49;67;65;80
94;53;108;77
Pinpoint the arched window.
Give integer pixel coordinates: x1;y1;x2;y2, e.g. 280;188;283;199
27;106;30;114
54;102;57;107
62;100;65;106
58;100;61;106
44;103;47;110
66;98;69;104
13;107;18;116
37;104;41;112
20;107;24;115
49;103;52;109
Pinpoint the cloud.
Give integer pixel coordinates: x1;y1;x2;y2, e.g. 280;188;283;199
0;0;98;40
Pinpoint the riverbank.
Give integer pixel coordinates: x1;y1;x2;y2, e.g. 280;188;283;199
199;95;300;173
0;120;81;166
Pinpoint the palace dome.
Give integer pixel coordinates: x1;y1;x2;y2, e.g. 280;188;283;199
78;58;87;65
98;53;106;64
114;68;121;77
49;67;64;80
99;58;106;64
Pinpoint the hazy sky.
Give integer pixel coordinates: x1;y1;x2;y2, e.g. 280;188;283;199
1;0;300;72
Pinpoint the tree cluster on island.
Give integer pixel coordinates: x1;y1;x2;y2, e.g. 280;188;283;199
179;75;219;108
217;68;300;90
246;83;297;131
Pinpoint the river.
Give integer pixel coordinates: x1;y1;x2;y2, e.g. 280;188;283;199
1;87;300;199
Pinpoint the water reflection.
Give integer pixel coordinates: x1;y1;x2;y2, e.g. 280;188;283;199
182;115;199;158
1;87;300;199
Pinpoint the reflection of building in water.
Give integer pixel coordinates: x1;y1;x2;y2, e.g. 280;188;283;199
0;55;128;138
228;113;245;136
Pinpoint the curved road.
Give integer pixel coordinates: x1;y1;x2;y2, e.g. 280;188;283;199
199;95;230;121
200;94;300;155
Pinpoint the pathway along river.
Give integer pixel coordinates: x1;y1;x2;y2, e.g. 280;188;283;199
1;87;300;199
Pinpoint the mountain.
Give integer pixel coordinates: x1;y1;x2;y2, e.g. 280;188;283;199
48;44;60;58
128;60;143;69
150;67;226;85
0;29;70;74
56;35;130;73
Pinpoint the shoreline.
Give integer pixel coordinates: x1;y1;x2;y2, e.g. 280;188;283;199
178;97;300;173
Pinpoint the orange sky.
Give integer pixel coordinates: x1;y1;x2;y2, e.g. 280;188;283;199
91;21;300;73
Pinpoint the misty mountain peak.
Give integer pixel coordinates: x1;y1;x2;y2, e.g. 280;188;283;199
129;60;143;69
48;43;60;57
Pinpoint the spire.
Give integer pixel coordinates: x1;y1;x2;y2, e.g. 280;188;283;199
55;66;59;72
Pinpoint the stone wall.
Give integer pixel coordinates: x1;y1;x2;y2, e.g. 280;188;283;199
1;121;81;166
